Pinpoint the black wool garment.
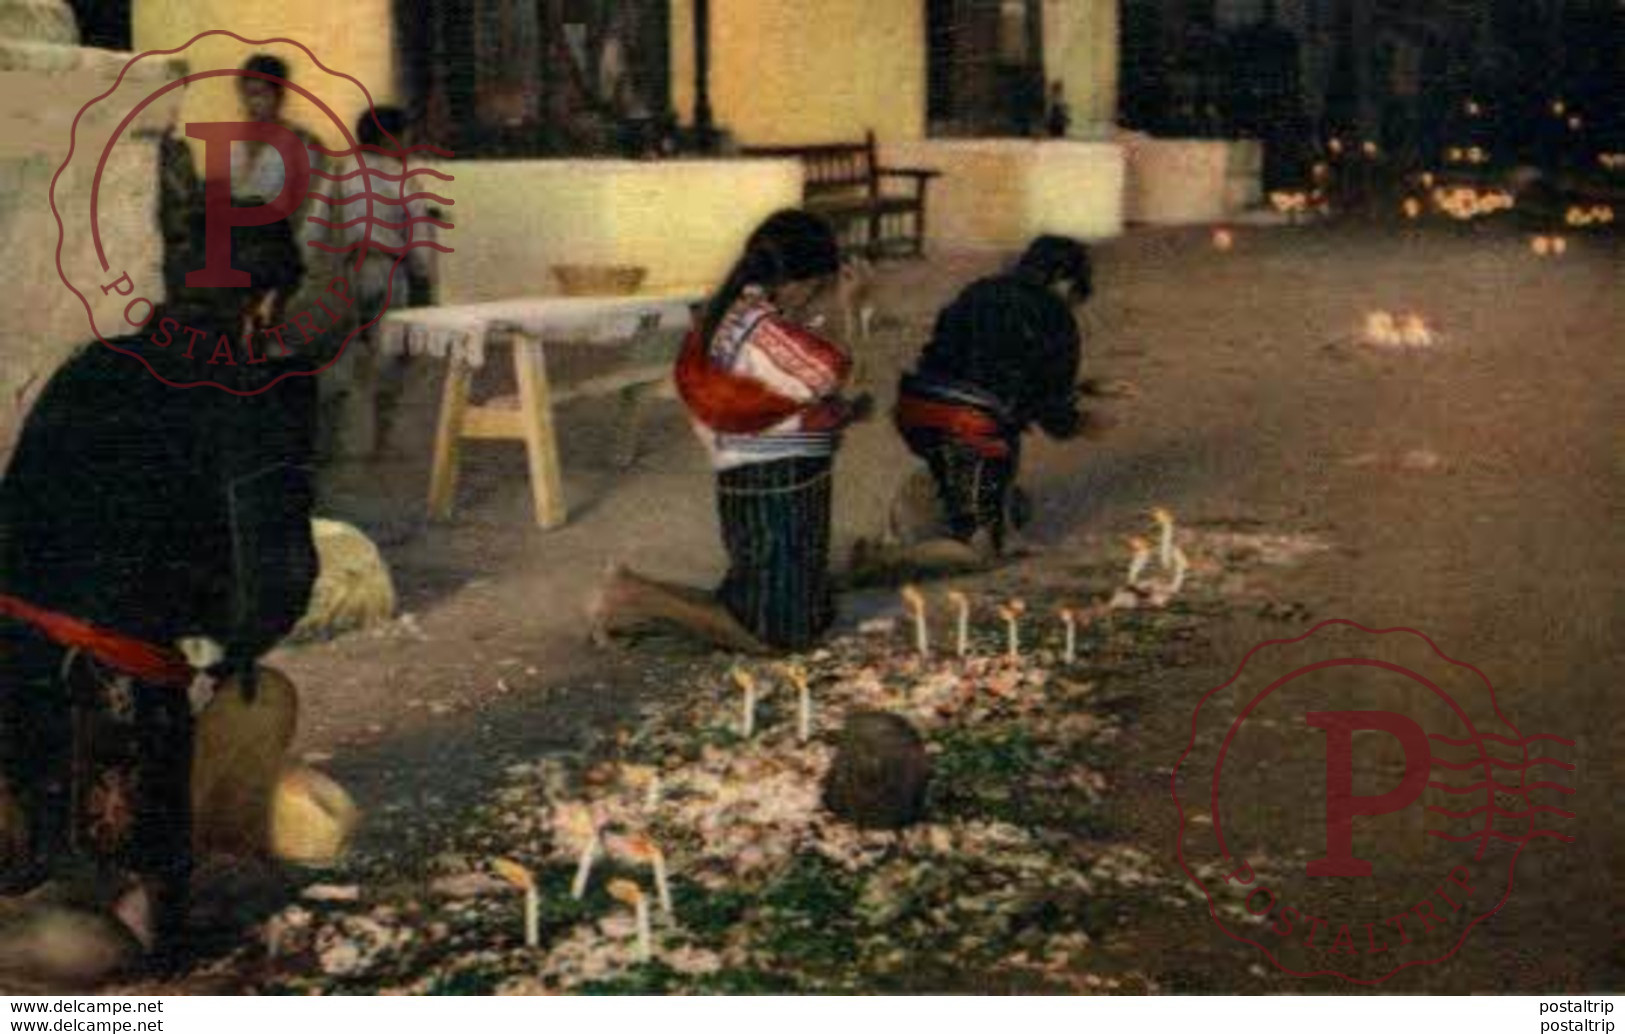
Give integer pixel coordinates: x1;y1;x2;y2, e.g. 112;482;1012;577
914;274;1084;439
0;314;319;663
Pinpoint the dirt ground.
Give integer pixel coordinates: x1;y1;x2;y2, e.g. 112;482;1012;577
271;214;1620;993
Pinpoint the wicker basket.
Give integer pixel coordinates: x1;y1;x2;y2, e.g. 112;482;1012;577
551;263;648;296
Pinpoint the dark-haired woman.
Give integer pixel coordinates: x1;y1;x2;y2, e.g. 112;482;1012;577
888;235;1113;563
590;210;871;654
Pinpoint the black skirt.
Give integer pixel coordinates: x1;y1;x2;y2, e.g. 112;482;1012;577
715;456;835;652
0;619;192;936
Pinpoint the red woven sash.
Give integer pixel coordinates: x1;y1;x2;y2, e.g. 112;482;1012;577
0;594;193;689
894;394;1012;460
674;328;807;435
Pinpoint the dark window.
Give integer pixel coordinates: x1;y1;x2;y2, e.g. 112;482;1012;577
395;0;671;158
67;0;132;50
927;0;1047;137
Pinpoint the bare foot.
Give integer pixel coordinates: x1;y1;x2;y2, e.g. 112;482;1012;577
586;563;633;647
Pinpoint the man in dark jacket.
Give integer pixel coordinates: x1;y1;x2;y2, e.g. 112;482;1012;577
891;235;1108;559
0;217;318;979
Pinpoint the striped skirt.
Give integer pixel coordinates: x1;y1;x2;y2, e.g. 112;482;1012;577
715;456;835;652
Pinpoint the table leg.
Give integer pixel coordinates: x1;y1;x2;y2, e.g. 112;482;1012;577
511;331;567;529
428;358;472;521
612;383;652;470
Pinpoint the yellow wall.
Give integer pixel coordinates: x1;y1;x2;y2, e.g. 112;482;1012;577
433;159;804;304
670;0;926;145
884;139;1125;247
132;0;398;153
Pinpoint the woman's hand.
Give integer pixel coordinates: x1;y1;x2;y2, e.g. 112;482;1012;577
845;391;876;424
1075;377;1138;400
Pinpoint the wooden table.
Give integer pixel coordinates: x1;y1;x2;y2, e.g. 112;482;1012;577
379;291;703;528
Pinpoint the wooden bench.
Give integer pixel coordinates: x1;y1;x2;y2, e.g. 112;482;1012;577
742;131;940;257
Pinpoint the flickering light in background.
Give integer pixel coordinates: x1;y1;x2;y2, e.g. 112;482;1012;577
1361;140;1379;158
1551;99;1567;116
1211;227;1234;250
1327;137;1344;155
1402;197;1422;219
1312;162;1330;183
1446;147;1464;163
1420;172;1436;189
1567;115;1584;132
1465;100;1481;117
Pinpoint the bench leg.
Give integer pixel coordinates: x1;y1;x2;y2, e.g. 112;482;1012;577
511;331;568;529
427;358;472;521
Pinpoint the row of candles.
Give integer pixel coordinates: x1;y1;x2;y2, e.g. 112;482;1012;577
494;803;675;960
1422;186;1516;221
489;509;1192;962
1361;311;1435;349
1565;205;1615;227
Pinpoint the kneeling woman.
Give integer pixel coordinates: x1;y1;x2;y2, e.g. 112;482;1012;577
591;211;871;653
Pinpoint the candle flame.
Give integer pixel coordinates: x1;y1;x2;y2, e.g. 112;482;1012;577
607;878;645;906
900;585;925;612
493;857;535;891
618;832;662;863
1008;598;1026;616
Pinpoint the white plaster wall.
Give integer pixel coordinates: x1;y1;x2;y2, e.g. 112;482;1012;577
0;42;180;460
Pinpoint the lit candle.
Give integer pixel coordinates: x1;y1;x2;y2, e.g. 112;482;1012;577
571;830;599;901
1420;172;1435;189
1150;506;1176;569
493;857;539;949
1126;535;1152;587
900;585;929;657
1402;197;1422;219
947;591;970;657
1465;100;1480;116
1211;227;1234;251
1169;547;1190;595
1361;140;1378;158
1552;99;1566;116
1059;607;1077;663
621;834;674;922
732;667;758;738
1532;235;1551;256
607;879;653;963
1328;137;1343;155
998;599;1025;661
1398;313;1432;348
782;663;813;743
1551;236;1567;256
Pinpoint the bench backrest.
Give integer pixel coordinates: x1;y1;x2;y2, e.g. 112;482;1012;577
741;131;877;199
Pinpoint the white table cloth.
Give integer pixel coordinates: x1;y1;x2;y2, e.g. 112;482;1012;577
378;290;705;368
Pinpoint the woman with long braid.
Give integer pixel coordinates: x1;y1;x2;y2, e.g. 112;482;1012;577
590;211;871;653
